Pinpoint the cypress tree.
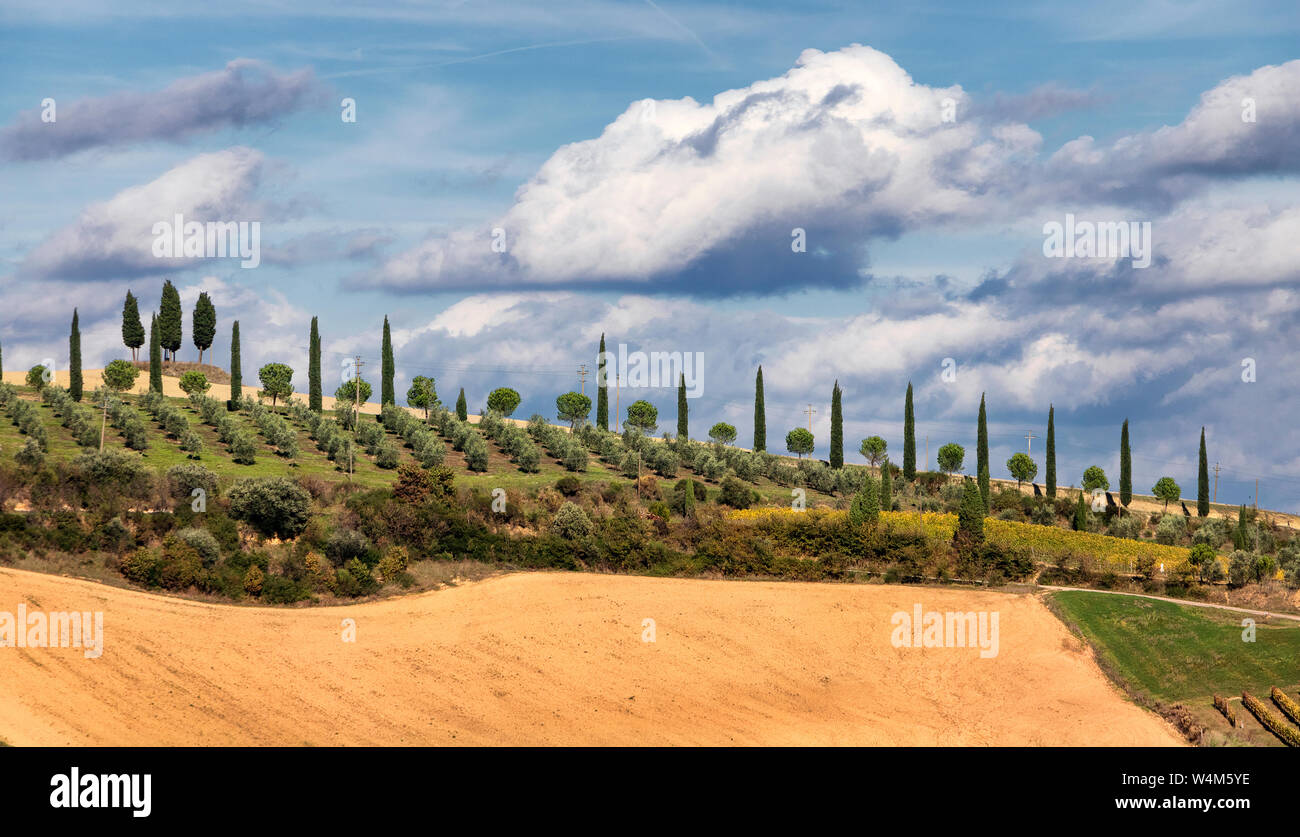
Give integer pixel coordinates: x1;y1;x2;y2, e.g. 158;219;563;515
192;292;216;364
1119;419;1132;510
977;393;989;511
677;373;688;439
682;477;696;518
753;366;766;452
1045;405;1056;498
903;382;916;481
880;458;892;511
848;474;880;527
456;388;467;421
122;291;145;361
158;279;182;361
1073;491;1088;531
955;478;985;546
381;316;395;406
1234;504;1249;550
228;321;242;410
596;333;609;431
1198;427;1209;517
69;309;82;401
829;380;843;469
148;313;163;393
308;316;322;412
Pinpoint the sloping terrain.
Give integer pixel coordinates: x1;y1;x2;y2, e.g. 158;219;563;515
0;569;1182;746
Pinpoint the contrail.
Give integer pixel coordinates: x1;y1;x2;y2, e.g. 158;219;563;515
323;36;643;79
642;0;724;66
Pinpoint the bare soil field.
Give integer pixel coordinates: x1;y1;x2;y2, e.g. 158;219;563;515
0;568;1183;746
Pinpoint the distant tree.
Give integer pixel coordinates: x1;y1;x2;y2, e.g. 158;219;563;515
192;292;215;364
407;375;438;418
1006;453;1037;488
1082;466;1109;492
625;399;658;435
1045;404;1057;498
903;382;916;481
708;422;737;445
1188;543;1216;582
158;280;183;361
335;377;372;409
1119;419;1132;509
556;391;592;431
455;388;467;421
179;370;210;396
1073;492;1089;531
786;427;814;458
149;313;163;393
1233;504;1250;551
955;478;985;545
1197;427;1210;517
227;321;242;410
848;474;880;527
380;316;395;406
860;435;887;467
677;373;688;440
937;442;965;475
69;308;82;401
487;387;521;417
102;359;139;394
257;363;294;408
880;457;893;510
122;290;145;361
753;366;766;452
596;333;609;431
308;316;322;412
26;364;48;391
1152;476;1181;511
977;393;989;510
829;381;843;468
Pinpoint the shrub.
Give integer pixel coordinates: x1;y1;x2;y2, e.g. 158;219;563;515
14;438;44;468
954;479;986;547
326;528;372;566
514;441;540;473
848;476;880;527
229;432;258;465
555;475;582;496
1154;514;1184;545
563;442;588;473
464;435;490;472
552;502;593;540
227;477;312;539
376;545;409;583
167;464;218;502
174;527;221;567
374;442;400;469
718;475;752;509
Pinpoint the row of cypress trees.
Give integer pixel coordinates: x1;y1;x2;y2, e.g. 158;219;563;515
120;282;215;364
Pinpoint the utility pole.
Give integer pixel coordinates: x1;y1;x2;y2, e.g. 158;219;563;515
350;355;364;483
577;364;589;396
1254;478;1259;511
1213;462;1220;503
614;373;620;433
1024;432;1038;457
925;434;929;471
804;404;816;431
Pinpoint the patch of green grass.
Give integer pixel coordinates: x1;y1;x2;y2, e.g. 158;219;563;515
1050;591;1300;703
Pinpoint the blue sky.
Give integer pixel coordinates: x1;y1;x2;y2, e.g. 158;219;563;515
1;1;1298;509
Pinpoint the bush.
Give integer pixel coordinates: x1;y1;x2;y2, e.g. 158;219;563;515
848;476;880;527
174;527;221;567
229;432;258;465
552;502;593;540
14;438;44;468
167;464;218;502
563;443;588;473
227;477;312;539
464;435;490;471
555;475;582;496
718;476;752;509
1154;514;1184;546
374;442;400;469
326;527;373;566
